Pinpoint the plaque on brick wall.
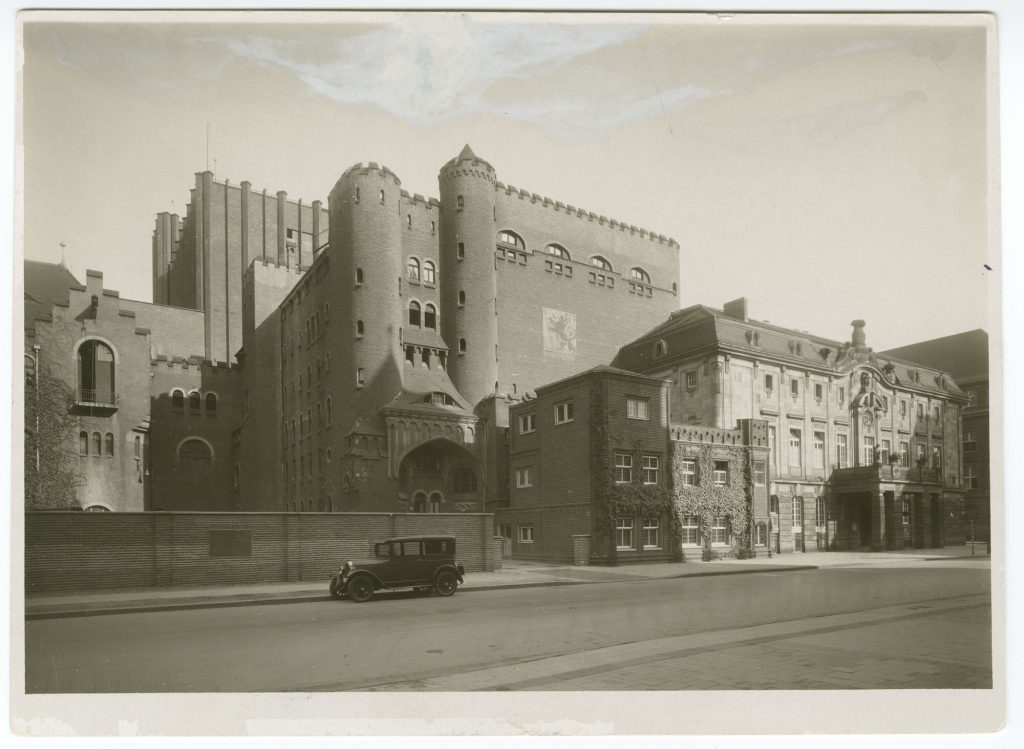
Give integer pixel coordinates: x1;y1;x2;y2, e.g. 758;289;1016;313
209;528;253;557
542;307;577;358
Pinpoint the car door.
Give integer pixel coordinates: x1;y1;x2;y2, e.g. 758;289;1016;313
388;541;423;586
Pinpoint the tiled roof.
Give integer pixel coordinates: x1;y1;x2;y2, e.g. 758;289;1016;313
24;260;81;328
881;330;988;382
404;327;448;350
612;304;964;398
386;363;475;417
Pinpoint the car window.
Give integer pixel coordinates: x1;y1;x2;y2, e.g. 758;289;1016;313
423;540;451;555
374;543;390;559
402;541;423;557
390;542;404;557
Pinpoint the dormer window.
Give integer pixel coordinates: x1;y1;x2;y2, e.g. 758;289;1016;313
427;392;457;407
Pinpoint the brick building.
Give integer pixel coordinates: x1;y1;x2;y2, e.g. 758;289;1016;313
23;147;976;561
881;330;990;543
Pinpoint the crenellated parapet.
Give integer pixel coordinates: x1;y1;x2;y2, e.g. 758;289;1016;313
496;181;678;247
671;423;746;446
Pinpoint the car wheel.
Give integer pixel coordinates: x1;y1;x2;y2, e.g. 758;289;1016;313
434;570;458;597
347;576;374;603
329;577;345;599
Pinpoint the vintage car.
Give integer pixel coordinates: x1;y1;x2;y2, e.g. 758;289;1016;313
329;535;466;602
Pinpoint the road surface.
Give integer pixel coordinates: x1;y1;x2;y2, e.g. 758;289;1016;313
25;561;991;692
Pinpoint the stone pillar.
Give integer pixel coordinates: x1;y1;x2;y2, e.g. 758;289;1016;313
573;534;591;566
871;490;886;551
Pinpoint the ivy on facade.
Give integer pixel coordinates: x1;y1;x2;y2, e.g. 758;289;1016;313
670;445;752;559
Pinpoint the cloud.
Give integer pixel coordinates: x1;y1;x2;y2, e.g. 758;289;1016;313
188;15;711;133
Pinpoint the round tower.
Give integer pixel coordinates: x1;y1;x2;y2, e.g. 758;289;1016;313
328;162;405;419
439;145;498;408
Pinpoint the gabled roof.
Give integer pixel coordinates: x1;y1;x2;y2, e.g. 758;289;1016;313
881;330;989;382
24;260;82;328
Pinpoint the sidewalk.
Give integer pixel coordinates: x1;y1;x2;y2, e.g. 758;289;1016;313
23;545;987;620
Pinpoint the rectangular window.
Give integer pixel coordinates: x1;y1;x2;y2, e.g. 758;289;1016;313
515;467;532;488
642;455;659;485
626;397;649;420
713;461;728;486
900;400;907;418
963;432;976;453
880;439;891;465
813;431;825;469
496;523;512;540
680;515;700;546
790;379;800;397
615;454;633;484
836;434;848;468
838;386;846;406
902;498;911;525
815;495;826;528
792;497;803;530
933;405;941;421
681;459;696;486
615;517;635;550
900;441;910;467
863;436;876;465
518;525;535;543
686;371;698;390
753;461;766;486
814;383;823;401
932;445;942;470
642;517;661;549
768;426;777;468
964;466;978;490
916;442;926;463
764;374;774;394
554;400;574;424
789;429;802;467
917;403;925;419
710;516;729;545
518;413;536;434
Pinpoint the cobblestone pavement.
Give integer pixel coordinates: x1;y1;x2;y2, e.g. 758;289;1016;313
366;594;991;691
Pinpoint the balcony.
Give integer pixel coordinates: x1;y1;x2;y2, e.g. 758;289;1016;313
830;462;942;486
74;389;119;410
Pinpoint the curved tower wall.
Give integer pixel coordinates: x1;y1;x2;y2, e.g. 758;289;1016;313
439;153;499;407
328;164;405;424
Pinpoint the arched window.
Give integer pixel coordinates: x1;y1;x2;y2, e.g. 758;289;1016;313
188;391;201;414
205;392;218;416
326;397;332;425
423;349;432;368
105;432;114;456
324;302;329;323
457;242;465;260
423;261;436;284
454;466;477;493
317;359;323;385
630;267;651;284
78;340;115;404
409;301;421;327
357;368;365;387
134;435;141;459
379;189;385;205
233;464;240;490
590;256;613;271
424;304;437;330
92;432;101;455
457;195;464;211
459;338;467;354
545;244;570;261
355;268;364;284
406;346;415;365
172;389;184;411
407;214;412;228
79;430;89;456
178;438;212;464
306;365;312;389
497;230;524;250
306;408;312;433
407;257;421;281
457;290;466;307
356;320;364;337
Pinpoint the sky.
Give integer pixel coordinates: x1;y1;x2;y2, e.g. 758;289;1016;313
18;10;994;351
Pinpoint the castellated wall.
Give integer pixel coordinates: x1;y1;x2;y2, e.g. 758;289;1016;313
491;186;679;401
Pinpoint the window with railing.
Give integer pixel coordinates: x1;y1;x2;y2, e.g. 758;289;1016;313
77;340;115;405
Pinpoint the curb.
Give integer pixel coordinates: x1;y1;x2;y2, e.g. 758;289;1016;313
24;564;819;621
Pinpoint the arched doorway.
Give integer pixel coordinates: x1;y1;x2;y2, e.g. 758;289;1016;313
399;439;481;513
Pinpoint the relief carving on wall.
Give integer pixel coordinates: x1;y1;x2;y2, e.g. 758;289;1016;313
542;307;577;359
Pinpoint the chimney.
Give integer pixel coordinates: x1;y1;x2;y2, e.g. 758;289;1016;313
723;297;748;322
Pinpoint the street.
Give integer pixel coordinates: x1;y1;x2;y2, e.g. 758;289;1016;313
25;561;991;692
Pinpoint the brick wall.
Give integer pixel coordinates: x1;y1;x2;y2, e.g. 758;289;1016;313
25;511;496;593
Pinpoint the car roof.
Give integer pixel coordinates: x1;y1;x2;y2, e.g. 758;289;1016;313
379;536;457;544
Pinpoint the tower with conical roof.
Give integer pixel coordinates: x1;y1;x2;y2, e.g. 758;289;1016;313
439;145;499;407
